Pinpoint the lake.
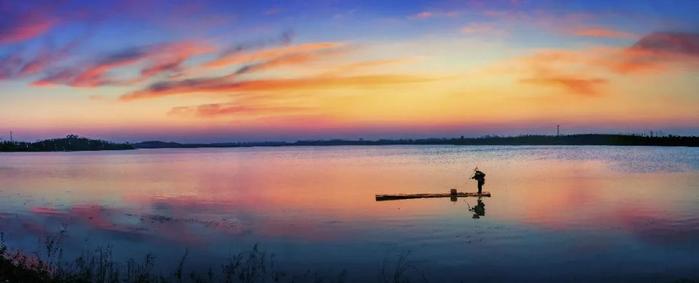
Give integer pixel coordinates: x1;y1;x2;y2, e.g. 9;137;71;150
1;146;698;282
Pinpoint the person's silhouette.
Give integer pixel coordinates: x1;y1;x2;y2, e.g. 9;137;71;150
471;168;486;194
469;197;486;219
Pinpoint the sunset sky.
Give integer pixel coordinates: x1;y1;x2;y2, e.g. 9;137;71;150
1;0;698;142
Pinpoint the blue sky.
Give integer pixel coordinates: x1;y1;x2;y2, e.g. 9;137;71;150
1;0;698;142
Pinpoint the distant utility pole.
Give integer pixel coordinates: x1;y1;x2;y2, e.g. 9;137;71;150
9;131;13;143
556;125;560;136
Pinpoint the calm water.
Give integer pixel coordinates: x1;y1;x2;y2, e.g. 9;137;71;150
1;146;698;282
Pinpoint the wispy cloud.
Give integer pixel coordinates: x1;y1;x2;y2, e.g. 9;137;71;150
491;30;699;96
33;41;213;87
0;11;55;44
19;34;89;76
607;32;699;74
408;10;461;20
461;23;507;36
486;49;609;97
0;49;24;79
630;32;699;57
205;31;294;68
411;11;433;19
0;34;90;81
120;74;435;101
36;46;150;86
520;76;607;96
569;26;636;39
205;41;340;69
319;59;412;76
232;44;349;75
169;102;307;118
139;42;214;78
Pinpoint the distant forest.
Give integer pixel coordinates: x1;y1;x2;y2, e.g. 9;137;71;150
133;134;699;148
0;135;134;152
1;134;698;152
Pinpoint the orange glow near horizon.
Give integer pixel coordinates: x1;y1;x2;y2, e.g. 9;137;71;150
1;2;698;141
3;147;697;242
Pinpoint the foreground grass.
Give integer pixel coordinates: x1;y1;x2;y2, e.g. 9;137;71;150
3;232;697;283
0;232;427;283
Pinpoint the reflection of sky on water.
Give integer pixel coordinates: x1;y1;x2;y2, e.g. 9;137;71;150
0;146;698;281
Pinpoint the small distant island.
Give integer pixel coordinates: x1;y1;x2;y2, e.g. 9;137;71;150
1;134;698;152
0;135;134;152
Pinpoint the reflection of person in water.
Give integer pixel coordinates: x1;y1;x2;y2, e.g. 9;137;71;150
471;168;486;194
469;198;486;219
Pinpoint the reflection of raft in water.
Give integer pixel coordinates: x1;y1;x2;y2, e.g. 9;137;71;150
375;190;491;201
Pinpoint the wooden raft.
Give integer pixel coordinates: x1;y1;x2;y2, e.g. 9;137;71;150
375;190;491;201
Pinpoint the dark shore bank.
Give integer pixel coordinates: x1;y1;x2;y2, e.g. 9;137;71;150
133;134;699;149
2;134;698;153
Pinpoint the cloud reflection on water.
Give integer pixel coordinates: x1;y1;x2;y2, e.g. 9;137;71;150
0;146;698;279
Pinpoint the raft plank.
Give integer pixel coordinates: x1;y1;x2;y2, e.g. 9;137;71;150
375;191;491;201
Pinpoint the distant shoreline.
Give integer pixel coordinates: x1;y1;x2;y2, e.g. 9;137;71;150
0;135;134;152
132;134;699;149
1;134;698;152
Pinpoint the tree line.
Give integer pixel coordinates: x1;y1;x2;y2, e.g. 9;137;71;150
0;135;134;152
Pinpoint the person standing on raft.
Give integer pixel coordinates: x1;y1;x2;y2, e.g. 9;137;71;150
471;168;486;194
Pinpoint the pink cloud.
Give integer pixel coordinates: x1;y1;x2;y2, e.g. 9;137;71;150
204;31;294;68
232;44;348;75
139;42;213;79
169;102;307;118
520;76;608;96
409;10;461;20
494;31;699;97
570;26;636;39
33;41;213;87
0;33;89;81
120;74;435;101
630;32;699;57
0;51;24;79
604;32;699;74
0;12;55;44
204;41;339;69
412;11;433;19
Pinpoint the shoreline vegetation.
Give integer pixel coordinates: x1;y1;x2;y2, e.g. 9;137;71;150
0;135;134;152
1;232;696;283
0;232;421;283
1;134;698;152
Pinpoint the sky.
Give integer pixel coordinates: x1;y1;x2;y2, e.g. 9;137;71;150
1;0;698;142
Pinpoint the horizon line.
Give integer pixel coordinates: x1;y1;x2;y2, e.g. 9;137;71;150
1;131;696;144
